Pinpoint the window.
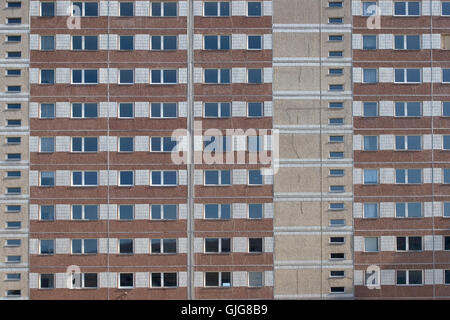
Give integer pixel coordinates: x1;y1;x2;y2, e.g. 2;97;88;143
248;69;262;84
151;171;177;186
5;239;21;247
6;137;20;145
6;153;21;161
395;35;420;50
40;239;54;255
204;170;231;186
444;102;450;117
7;2;22;8
330;151;344;159
248;2;262;16
363;102;378;117
394;68;421;83
330;237;345;244
330;253;345;260
72;137;98;152
395;102;421;117
6;255;21;263
330;185;345;192
119;273;134;288
152;2;177;17
119;137;134;152
119;35;134;50
329;35;343;41
40;36;54;50
329;69;344;76
362;2;377;16
364;136;378;151
6;69;20;76
444;136;450;151
6;222;21;229
72;205;98;220
40;274;55;289
119;239;133;254
204;204;231;220
40;104;55;119
119;103;134;118
119;69;134;84
6;274;21;281
248;204;263;219
364;237;379;252
363;69;377;83
7;86;21;92
330;271;345;278
150;103;177;118
72;273;98;289
330;219;345;227
203;135;230;152
397;236;422;251
328;17;343;24
119;171;134;186
248;102;263;117
151;35;177;50
151;273;177;288
444;2;450;15
7;18;21;24
151;238;177;254
396;169;422;184
330;203;345;211
6;205;21;212
396;270;422;285
40;205;55;221
445;168;450;184
395;136;421;151
72;103;98;118
205;272;231;287
72;36;98;50
72;239;98;254
40;70;54;84
248;136;263;152
443;69;450;83
249;238;263;253
151;69;177;84
248;35;262;49
249;170;263;185
248;272;263;287
6;187;21;194
329;102;344;109
445;270;450;285
6;171;21;179
204;102;231;118
394;2;420;16
329;136;344;143
204;69;230;84
204;35;230;50
7;51;21;58
329;169;344;177
72;2;99;16
72;171;98;186
446;236;450;250
364;203;379;218
151;137;177;152
329;84;344;91
72;69;98;84
40;171;55;187
329;51;343;58
119;2;134;16
204;1;230;17
7;103;21;110
443;202;450;217
118;205;134;220
41;2;55;17
329;1;343;8
151;204;177;220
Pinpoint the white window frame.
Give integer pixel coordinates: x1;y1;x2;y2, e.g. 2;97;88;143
118;170;134;186
151;35;178;51
204;203;231;220
393;1;420;16
248;169;263;186
150;170;178;186
150;238;177;254
150;272;178;288
364;237;379;252
203;1;230;17
71;137;98;153
396;236;423;252
203;170;231;186
150;102;178;118
71;69;98;84
203;102;231;118
394;34;421;50
204;271;232;288
72;35;98;51
203;136;231;152
204;237;231;253
394;102;422;117
150;69;177;84
118;69;134;84
71;171;98;186
395;135;422;151
71;2;99;17
150;136;178;152
72;204;99;220
247;35;263;50
71;102;98;118
71;238;98;255
396;270;423;286
118;272;134;288
395;169;422;184
203;35;230;50
118;137;134;152
395;202;423;218
394;68;421;84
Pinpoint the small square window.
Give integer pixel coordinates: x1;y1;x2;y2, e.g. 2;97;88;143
248;2;262;16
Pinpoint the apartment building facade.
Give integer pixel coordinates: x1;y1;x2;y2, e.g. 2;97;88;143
0;0;29;300
353;0;450;299
1;0;450;301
